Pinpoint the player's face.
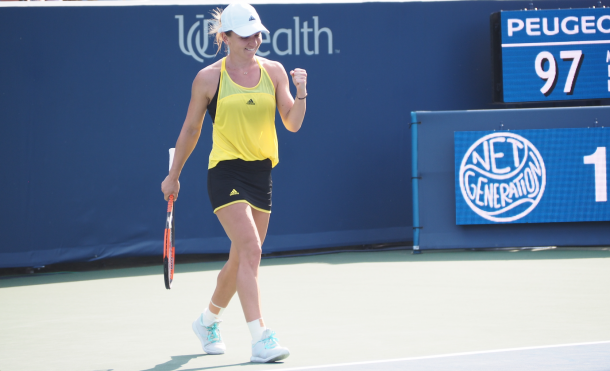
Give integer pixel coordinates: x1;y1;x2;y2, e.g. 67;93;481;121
226;32;262;57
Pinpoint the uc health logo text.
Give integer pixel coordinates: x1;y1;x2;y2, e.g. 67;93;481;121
176;15;335;63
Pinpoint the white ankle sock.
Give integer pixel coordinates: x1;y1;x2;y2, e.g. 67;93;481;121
201;303;225;327
247;318;267;345
210;300;225;315
201;309;217;327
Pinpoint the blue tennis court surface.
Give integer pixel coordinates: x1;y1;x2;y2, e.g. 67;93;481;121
270;342;610;371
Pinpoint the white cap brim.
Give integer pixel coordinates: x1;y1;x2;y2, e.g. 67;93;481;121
231;22;269;37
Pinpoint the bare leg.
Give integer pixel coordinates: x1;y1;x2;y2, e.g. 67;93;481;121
208;203;269;320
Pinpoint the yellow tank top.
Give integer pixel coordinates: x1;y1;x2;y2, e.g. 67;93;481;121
208;57;278;169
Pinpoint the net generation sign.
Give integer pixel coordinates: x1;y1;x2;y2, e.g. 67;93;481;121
455;128;610;224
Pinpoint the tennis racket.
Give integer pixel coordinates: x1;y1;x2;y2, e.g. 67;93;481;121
164;148;176;289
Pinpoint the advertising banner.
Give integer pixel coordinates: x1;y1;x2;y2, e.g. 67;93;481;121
455;128;610;224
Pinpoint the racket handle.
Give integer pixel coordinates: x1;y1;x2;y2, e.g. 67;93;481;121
169;148;175;171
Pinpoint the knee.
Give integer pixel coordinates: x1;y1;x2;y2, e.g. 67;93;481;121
238;241;262;268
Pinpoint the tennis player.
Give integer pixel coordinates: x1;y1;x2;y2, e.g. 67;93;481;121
161;3;306;363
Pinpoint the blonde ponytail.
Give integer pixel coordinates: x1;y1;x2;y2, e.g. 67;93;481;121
209;7;232;55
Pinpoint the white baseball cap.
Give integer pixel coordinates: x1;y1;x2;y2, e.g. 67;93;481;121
219;3;269;37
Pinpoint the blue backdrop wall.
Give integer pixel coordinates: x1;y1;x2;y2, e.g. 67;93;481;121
0;0;603;268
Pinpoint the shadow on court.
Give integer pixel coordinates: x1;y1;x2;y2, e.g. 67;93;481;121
176;365;285;371
139;354;284;371
1;248;609;288
139;354;206;371
170;363;287;371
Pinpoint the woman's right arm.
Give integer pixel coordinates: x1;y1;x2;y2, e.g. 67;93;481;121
161;70;212;201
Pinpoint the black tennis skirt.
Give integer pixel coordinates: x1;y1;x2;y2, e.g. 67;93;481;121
207;159;272;214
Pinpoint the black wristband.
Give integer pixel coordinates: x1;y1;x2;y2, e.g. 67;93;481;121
297;94;307;100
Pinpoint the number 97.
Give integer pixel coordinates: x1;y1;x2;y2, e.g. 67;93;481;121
535;50;583;96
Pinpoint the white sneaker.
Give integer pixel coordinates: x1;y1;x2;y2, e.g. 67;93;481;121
192;316;226;355
250;329;290;363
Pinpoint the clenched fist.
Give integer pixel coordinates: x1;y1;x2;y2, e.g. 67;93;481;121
290;68;307;98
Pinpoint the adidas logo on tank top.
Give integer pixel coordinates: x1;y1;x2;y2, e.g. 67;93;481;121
246;99;255;105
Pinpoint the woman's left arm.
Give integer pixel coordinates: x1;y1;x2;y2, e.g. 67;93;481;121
273;62;307;132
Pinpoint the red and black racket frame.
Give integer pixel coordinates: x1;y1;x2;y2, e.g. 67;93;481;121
164;195;175;289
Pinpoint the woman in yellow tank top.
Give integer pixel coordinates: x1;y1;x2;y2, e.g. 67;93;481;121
161;3;306;364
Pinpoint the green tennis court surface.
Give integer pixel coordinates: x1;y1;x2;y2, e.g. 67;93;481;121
1;248;609;371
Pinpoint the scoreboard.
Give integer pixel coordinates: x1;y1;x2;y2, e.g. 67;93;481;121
492;7;610;103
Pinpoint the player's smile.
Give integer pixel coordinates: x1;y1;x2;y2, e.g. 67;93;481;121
239;32;261;54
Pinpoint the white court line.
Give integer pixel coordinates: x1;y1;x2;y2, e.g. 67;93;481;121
502;40;610;47
267;340;610;371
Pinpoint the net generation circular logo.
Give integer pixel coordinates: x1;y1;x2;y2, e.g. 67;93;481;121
459;132;546;222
